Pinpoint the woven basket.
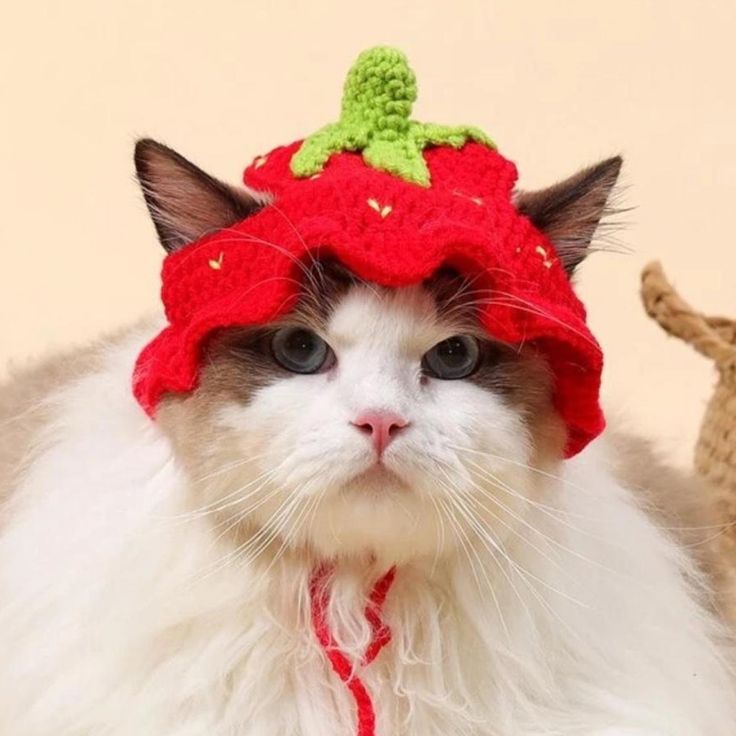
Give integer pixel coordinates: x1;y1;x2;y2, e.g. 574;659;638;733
641;261;736;621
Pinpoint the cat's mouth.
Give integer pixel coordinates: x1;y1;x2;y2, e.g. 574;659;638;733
342;464;410;496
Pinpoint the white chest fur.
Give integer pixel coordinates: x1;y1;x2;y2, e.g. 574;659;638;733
0;333;734;736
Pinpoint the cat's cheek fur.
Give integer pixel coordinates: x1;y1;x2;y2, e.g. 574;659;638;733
214;376;533;563
193;286;543;565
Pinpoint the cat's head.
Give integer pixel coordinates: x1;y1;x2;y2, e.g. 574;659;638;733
135;139;621;566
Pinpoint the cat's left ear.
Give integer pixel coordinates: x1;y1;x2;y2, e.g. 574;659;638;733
515;156;623;274
134;138;264;253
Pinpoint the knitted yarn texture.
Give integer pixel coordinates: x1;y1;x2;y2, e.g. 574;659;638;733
291;47;493;186
641;261;736;624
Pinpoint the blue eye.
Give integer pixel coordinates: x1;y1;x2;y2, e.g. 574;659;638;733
422;335;481;380
271;327;333;374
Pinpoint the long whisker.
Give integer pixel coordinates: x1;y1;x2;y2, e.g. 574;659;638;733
193;452;270;484
212;229;320;293
462;461;621;574
449;444;596;497
263;202;314;255
434;471;572;579
433;281;600;350
426;492;447;576
447;454;637;582
169;456;289;522
437;484;534;631
252;488;321;587
461;455;591;524
438;472;589;610
436;494;512;642
453;444;736;537
192;486;299;583
238;490;309;570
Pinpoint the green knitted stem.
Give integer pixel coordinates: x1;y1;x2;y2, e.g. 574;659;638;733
290;46;495;187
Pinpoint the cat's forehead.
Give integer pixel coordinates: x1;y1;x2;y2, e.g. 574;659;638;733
326;285;448;352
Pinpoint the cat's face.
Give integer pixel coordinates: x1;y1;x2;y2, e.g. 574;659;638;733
135;139;621;565
159;267;563;564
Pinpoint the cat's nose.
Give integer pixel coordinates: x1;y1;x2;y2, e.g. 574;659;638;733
351;410;409;457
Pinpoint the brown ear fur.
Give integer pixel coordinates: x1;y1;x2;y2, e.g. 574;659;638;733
515;156;623;274
134;139;264;252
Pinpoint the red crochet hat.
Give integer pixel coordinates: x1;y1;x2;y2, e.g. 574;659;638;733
133;47;604;458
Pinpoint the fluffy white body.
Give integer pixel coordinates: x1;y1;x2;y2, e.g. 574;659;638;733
0;289;735;736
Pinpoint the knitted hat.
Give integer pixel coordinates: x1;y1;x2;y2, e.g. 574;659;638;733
133;47;604;458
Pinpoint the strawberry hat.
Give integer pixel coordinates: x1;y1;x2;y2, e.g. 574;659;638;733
133;46;604;457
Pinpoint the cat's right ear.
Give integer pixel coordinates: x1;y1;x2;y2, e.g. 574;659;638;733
134;138;264;252
514;156;623;275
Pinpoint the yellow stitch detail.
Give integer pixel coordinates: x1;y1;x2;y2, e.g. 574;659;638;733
208;252;224;270
368;199;392;218
534;245;553;268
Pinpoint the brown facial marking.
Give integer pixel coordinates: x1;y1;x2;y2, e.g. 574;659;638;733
157;261;355;452
197;259;356;400
425;267;566;461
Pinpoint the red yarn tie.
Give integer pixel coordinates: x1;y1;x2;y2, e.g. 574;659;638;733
309;565;396;736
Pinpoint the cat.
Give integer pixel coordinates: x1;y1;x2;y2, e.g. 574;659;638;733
0;138;734;736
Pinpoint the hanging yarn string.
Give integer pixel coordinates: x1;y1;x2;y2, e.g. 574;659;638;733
309;565;396;736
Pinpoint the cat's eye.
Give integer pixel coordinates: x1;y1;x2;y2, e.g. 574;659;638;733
422;335;481;380
271;327;334;374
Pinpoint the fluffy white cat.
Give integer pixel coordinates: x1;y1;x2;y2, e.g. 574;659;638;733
0;140;733;735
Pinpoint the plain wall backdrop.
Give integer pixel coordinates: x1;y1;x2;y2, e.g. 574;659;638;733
2;0;735;465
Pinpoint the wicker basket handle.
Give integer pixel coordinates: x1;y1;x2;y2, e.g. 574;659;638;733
640;261;736;366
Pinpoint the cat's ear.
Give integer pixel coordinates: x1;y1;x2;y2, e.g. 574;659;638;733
134;138;263;252
515;156;623;274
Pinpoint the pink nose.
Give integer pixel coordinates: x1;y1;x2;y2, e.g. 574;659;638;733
351;410;409;456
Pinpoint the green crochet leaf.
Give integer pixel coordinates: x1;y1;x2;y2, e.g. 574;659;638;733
290;46;495;187
364;138;431;187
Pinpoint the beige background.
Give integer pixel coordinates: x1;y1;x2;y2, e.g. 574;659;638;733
2;0;735;465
